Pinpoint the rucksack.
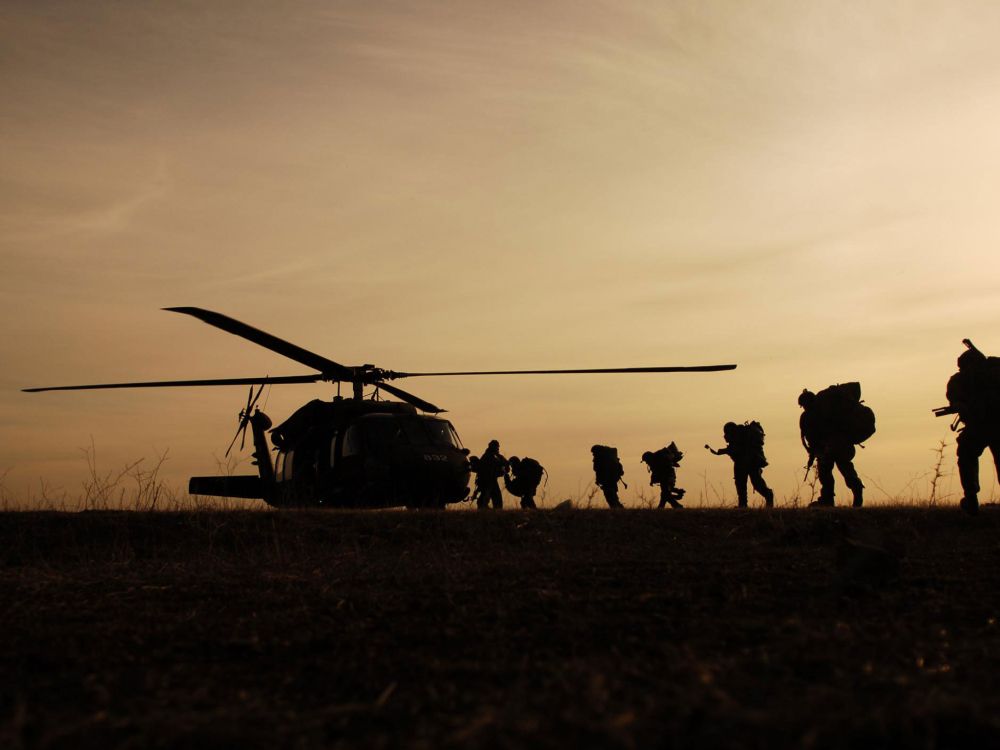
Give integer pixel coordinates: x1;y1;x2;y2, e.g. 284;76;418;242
730;421;767;466
591;445;624;480
814;382;876;445
517;457;544;487
957;357;1000;417
643;443;683;484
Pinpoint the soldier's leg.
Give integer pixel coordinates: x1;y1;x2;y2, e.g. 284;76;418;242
476;484;488;510
663;484;683;508
834;445;864;508
672;487;684;508
815;453;835;505
734;464;749;507
749;467;774;507
521;493;536;510
957;427;987;513
491;483;503;510
989;434;1000;494
603;483;623;509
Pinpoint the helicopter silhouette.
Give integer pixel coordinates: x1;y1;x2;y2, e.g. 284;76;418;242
24;307;737;508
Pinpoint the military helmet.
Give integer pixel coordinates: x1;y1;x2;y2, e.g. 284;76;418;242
508;456;520;467
641;451;654;463
723;422;738;438
798;389;816;408
488;439;500;450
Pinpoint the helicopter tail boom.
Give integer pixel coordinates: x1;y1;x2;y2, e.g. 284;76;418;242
189;475;266;500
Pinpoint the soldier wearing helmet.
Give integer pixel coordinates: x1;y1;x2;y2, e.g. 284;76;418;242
504;455;545;509
640;443;685;509
799;387;867;508
473;439;508;510
706;421;774;508
945;340;1000;515
591;445;626;508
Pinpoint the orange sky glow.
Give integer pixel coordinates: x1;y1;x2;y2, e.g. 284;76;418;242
4;1;1000;507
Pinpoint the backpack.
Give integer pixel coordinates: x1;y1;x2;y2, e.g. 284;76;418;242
643;444;682;484
517;457;544;487
814;382;876;445
951;356;1000;419
591;445;624;481
730;421;767;466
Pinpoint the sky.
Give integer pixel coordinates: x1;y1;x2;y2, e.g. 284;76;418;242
4;0;1000;508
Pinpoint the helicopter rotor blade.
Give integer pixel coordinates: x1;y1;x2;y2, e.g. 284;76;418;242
23;374;323;393
164;307;352;380
225;385;255;458
247;381;266;413
225;415;247;459
241;382;267;452
389;364;738;378
374;381;445;414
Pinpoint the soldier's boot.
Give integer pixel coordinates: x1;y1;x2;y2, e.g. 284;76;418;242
960;494;980;515
763;488;775;508
845;477;865;508
810;493;834;508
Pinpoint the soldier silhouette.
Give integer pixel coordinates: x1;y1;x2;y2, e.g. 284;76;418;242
474;439;508;510
591;445;626;508
467;455;483;505
504;456;546;509
705;422;774;508
641;443;685;508
799;383;875;508
939;340;1000;515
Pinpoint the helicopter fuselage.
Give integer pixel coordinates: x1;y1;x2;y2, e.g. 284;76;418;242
190;399;472;508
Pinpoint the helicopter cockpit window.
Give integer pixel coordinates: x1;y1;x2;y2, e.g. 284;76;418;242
342;426;362;457
418;418;463;448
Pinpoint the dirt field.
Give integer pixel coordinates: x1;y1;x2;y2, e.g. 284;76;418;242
2;507;1000;749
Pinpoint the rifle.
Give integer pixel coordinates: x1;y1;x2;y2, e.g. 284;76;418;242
933;404;963;431
803;452;815;482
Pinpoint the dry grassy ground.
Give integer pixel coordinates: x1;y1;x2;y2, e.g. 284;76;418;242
2;507;1000;749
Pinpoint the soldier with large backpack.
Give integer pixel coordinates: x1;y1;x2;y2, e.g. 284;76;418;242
591;445;626;508
936;339;1000;515
799;382;875;508
705;421;774;508
504;456;546;509
474;439;509;510
641;443;685;509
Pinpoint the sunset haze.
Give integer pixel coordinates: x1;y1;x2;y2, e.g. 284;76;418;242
5;1;1000;506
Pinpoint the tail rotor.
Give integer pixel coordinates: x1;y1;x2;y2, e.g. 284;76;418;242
226;383;266;458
